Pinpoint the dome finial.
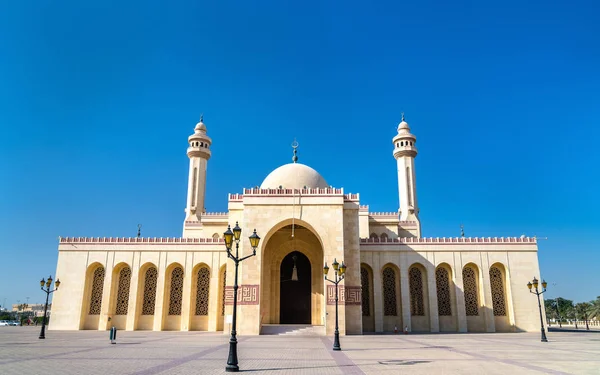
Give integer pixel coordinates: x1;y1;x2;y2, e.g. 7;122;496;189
291;138;299;163
401;112;405;122
200;113;204;122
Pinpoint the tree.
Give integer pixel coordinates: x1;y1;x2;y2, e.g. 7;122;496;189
588;296;600;320
575;302;591;330
544;299;558;323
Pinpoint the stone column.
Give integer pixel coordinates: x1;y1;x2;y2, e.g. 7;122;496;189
372;252;383;332
480;255;496;333
453;253;467;332
208;254;222;331
98;253;114;331
399;252;412;331
126;255;140;331
426;262;440;332
153;252;166;331
180;254;194;331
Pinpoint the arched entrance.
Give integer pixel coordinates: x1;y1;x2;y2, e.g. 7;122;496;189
280;251;311;324
260;223;324;326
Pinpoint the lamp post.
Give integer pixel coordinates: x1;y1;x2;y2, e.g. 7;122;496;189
223;222;261;372
323;258;346;351
39;275;60;339
527;277;548;342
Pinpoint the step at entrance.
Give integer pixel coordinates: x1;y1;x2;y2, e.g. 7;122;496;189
260;324;325;336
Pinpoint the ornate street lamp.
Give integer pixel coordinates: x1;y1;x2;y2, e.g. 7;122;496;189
324;258;346;351
39;275;60;339
527;276;548;342
223;222;260;372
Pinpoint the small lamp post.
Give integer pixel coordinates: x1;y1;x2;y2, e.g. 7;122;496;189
223;222;261;372
527;277;548;342
324;258;346;351
39;275;60;339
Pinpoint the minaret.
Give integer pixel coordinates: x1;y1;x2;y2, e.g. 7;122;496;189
185;115;212;221
392;114;420;232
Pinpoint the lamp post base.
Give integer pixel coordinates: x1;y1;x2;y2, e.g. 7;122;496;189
333;332;341;351
541;328;548;342
225;339;239;372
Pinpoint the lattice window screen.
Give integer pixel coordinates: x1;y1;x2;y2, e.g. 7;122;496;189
436;267;452;316
361;267;370;316
463;267;479;316
89;266;105;315
490;267;507;316
168;267;184;315
383;267;398;316
221;270;227;316
409;267;425;316
142;267;158;315
195;267;210;316
115;267;131;315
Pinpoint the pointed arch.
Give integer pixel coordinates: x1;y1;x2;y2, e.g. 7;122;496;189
463;263;485;332
360;263;374;332
107;262;131;330
80;262;105;330
381;263;402;332
380;233;389;242
490;262;512;332
409;262;430;332
436;262;458;332
135;262;158;330
217;264;227;331
190;263;211;331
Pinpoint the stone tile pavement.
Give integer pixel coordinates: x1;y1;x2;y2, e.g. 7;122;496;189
0;327;599;374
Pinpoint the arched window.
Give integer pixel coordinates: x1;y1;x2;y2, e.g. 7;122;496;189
370;233;379;242
409;267;424;316
212;233;219;240
382;267;397;316
380;233;388;242
168;267;184;315
195;267;210;315
436;267;451;316
89;266;105;315
115;267;131;315
361;267;370;316
463;267;479;316
401;141;404;146
142;267;158;315
490;266;506;316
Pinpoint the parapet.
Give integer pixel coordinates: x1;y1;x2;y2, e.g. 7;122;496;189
58;236;224;244
360;236;537;244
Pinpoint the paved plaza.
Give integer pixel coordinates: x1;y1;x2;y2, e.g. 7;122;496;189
0;327;599;375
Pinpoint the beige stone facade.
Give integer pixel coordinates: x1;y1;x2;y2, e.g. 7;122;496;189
50;117;546;334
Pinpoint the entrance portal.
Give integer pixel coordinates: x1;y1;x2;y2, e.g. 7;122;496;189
279;251;311;324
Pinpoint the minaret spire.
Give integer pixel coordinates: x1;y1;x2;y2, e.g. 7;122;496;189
292;139;298;163
393;114;421;236
184;115;212;225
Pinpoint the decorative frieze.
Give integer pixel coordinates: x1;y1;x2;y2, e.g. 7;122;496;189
326;285;361;305
224;285;260;305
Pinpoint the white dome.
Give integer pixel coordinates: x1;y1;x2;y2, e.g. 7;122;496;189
260;163;328;189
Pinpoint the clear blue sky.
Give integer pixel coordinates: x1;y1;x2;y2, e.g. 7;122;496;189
1;0;598;309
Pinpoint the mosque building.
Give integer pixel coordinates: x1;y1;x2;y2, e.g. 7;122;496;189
51;116;544;335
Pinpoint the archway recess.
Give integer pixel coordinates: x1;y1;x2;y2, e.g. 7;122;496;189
261;223;324;326
280;251;311;324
